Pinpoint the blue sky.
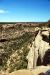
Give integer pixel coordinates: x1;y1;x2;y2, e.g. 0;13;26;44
0;0;50;22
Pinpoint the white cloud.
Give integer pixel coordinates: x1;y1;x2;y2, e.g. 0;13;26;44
0;9;8;14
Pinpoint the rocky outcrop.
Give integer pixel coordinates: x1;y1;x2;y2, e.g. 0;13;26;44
27;29;50;69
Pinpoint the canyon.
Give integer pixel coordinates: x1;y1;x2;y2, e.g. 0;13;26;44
0;21;50;75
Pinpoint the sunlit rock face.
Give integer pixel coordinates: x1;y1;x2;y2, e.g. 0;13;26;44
26;42;34;69
27;29;50;69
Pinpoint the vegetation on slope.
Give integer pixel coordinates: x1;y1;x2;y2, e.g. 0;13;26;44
0;32;34;72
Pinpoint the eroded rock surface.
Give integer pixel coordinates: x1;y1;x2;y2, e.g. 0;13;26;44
27;29;50;69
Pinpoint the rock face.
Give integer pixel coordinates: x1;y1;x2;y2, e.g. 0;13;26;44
27;29;50;69
26;42;34;69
